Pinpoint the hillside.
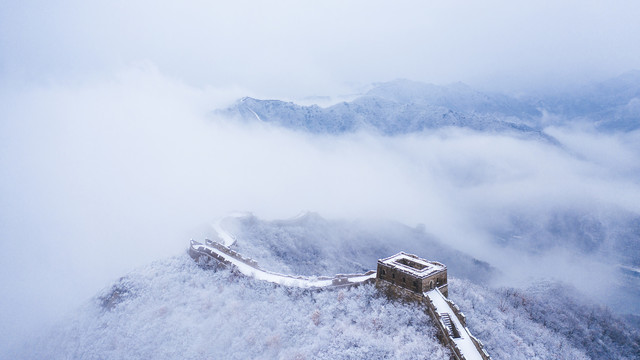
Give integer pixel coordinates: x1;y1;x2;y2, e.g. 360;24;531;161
218;74;640;136
14;214;640;360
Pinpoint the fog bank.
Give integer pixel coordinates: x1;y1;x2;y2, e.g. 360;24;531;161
2;68;640;352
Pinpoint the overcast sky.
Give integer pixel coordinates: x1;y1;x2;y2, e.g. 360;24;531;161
2;0;640;97
2;0;640;355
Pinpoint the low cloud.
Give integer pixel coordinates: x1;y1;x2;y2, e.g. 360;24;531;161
1;67;640;352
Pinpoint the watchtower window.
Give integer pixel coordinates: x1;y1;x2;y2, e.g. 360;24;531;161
392;273;395;279
402;277;406;283
412;280;418;289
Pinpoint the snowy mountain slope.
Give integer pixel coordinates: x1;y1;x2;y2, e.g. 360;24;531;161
217;82;552;140
485;204;640;314
365;80;540;119
220;95;550;139
489;205;640;265
450;279;640;360
17;255;451;360
219;74;640;135
537;70;640;131
13;215;640;360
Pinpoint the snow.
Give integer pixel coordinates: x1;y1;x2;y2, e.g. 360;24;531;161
219;82;555;140
212;213;249;246
425;288;483;360
380;252;445;278
346;273;377;283
619;265;640;276
192;242;375;289
204;215;378;288
15;212;638;359
247;108;262;122
16;255;450;360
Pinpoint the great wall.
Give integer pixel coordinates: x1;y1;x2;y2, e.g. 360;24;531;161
188;216;492;360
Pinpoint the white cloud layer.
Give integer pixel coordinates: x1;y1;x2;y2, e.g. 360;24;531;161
1;67;640;352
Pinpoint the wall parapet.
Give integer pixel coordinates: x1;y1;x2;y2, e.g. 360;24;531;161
424;289;492;360
205;239;261;268
375;279;491;360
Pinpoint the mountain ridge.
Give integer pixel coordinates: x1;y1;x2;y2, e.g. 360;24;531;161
218;74;639;135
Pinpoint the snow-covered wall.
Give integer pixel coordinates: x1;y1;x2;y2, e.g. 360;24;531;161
189;239;376;289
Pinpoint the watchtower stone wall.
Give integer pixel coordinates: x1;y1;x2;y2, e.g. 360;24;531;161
376;252;448;297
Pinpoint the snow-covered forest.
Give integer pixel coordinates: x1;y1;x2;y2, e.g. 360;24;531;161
12;215;640;359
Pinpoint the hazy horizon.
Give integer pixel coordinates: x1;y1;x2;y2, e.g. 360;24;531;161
2;1;640;98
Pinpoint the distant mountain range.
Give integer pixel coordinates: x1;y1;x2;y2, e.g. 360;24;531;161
536;70;640;131
218;71;640;136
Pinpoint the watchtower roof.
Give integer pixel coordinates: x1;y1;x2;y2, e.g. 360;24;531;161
378;252;445;278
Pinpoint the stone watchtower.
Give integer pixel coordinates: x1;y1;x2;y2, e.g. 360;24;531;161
376;252;448;297
376;252;491;360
